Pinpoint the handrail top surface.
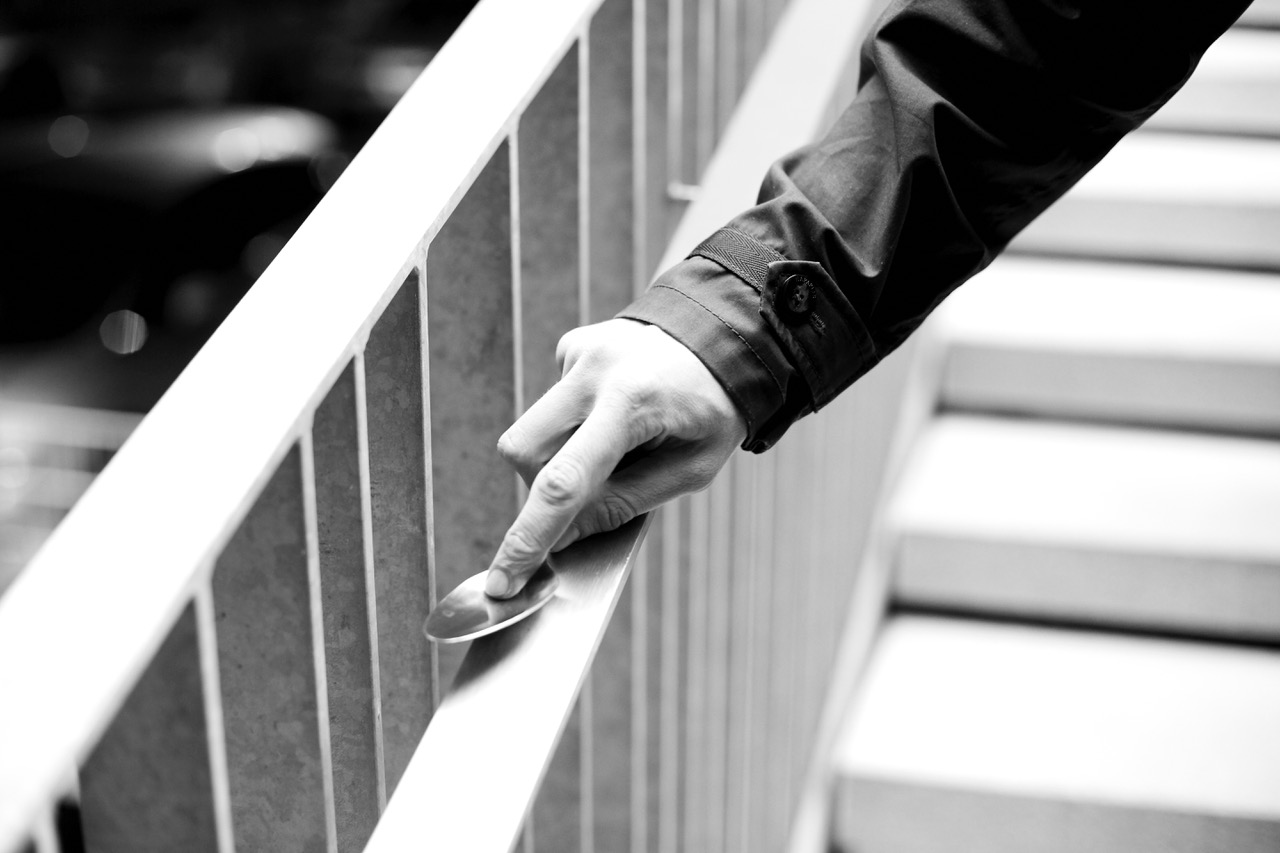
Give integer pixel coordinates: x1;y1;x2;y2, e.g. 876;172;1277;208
365;517;651;853
0;0;605;844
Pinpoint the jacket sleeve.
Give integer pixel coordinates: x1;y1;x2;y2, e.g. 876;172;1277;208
617;0;1251;452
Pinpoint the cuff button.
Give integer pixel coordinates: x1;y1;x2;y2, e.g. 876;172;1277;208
776;274;813;324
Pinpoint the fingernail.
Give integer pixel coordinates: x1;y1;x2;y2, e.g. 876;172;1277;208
486;570;510;597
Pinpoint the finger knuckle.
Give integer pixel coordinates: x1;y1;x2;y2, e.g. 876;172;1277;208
610;377;664;442
496;431;520;463
499;526;545;566
538;459;585;509
556;328;585;373
599;493;639;532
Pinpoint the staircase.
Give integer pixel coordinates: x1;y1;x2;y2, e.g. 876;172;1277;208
828;14;1280;853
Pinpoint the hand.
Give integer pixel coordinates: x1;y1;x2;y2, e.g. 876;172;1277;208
485;318;747;597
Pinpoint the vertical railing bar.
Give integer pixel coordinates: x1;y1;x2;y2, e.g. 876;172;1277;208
351;349;389;811
788;421;817;810
195;577;235;853
770;435;800;850
666;0;684;200
784;427;808;816
578;21;594;853
716;0;737;134
631;5;649;842
631;542;648;853
30;805;56;853
802;415;828;789
632;548;650;850
658;504;681;853
508;115;531;736
708;467;734;853
633;0;649;298
414;253;442;715
299;427;340;853
731;457;748;852
510;126;526;419
734;457;758;853
750;451;776;851
578;26;593;328
683;489;710;853
510;112;532;600
696;0;717;173
580;684;595;853
743;0;763;85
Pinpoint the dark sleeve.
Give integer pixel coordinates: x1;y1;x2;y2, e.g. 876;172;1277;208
618;0;1251;452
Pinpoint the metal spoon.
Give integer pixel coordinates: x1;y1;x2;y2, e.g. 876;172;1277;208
423;562;559;644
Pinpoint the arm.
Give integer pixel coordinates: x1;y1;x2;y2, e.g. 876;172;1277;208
486;0;1251;596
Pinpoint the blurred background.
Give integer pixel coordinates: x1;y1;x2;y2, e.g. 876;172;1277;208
0;0;477;591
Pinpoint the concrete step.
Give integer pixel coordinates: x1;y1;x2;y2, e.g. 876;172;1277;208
1009;134;1280;269
831;615;1280;853
1148;29;1280;137
934;258;1280;434
886;415;1280;640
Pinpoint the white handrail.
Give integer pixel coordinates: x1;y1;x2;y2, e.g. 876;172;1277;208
0;0;902;850
365;516;651;853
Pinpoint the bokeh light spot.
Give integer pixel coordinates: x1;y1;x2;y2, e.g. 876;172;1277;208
48;115;90;158
165;273;221;329
213;127;260;173
241;231;287;280
99;310;149;355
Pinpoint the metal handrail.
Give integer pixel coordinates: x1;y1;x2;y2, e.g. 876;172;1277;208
0;0;897;849
366;517;650;853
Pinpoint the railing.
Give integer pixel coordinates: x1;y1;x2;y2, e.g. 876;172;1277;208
0;0;923;851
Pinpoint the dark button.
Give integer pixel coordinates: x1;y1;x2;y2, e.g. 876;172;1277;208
776;274;813;324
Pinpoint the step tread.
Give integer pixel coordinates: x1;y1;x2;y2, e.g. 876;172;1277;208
1150;29;1280;135
890;415;1280;564
934;259;1280;432
1009;135;1280;267
1067;134;1280;205
834;615;1280;819
937;258;1280;360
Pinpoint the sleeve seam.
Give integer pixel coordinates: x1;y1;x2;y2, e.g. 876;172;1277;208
650;282;788;415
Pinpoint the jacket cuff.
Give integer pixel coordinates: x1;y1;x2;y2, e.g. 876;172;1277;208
618;229;879;452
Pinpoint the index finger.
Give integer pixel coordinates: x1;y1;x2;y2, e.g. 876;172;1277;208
486;401;634;597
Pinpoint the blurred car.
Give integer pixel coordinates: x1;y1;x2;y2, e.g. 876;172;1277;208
0;100;340;588
0;3;423;592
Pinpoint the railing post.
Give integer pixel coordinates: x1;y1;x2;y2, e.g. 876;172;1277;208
519;37;591;853
211;444;330;853
364;272;436;796
313;359;384;850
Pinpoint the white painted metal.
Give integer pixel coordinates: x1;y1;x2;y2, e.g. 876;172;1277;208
362;517;651;853
0;0;903;850
0;0;607;846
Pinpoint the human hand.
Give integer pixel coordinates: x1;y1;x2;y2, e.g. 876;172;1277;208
485;318;747;598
